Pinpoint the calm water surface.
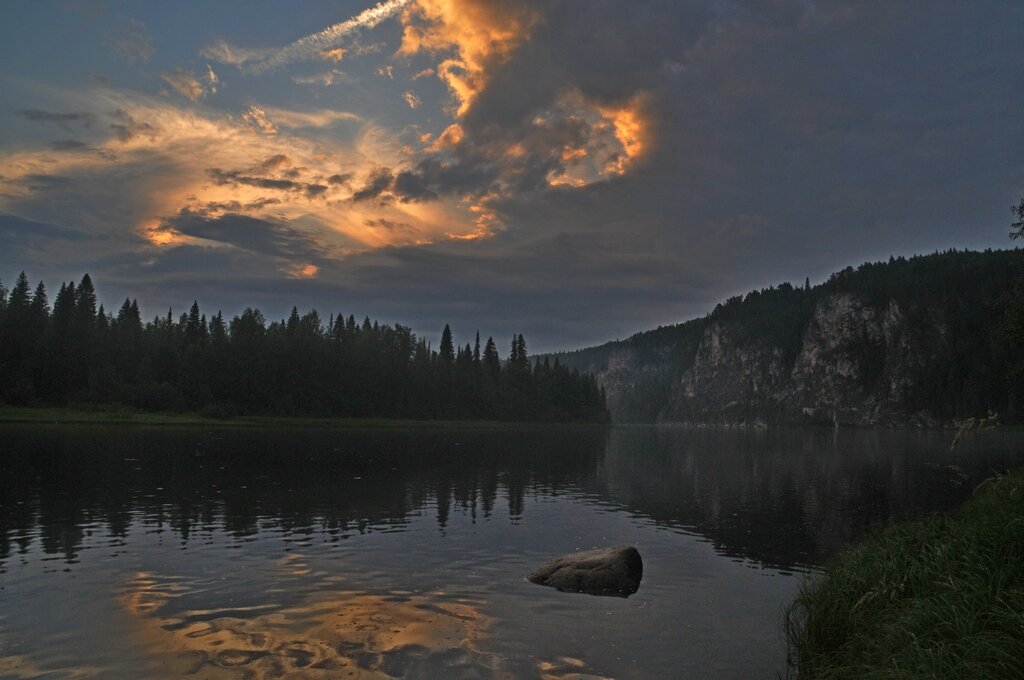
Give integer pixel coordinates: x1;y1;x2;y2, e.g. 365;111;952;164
1;425;1022;679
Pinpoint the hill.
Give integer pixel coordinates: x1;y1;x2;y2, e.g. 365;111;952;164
549;249;1024;425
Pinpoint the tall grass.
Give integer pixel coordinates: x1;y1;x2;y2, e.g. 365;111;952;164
785;471;1024;679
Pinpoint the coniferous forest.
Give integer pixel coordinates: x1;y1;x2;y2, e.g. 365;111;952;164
0;273;609;423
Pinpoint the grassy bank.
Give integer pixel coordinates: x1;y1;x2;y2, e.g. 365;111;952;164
785;470;1024;679
0;405;524;429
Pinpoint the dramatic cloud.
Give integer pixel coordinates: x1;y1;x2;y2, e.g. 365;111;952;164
397;0;540;114
3;0;1022;350
154;210;329;264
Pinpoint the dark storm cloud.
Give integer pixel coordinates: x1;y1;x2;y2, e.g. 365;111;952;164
255;154;292;173
314;0;1022;349
160;210;327;261
208;168;298;191
206;163;332;199
197;198;282;213
351;167;394;202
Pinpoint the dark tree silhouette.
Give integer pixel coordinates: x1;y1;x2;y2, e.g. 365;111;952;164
0;273;609;423
1012;198;1024;240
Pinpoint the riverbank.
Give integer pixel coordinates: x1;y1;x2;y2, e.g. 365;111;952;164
0;405;526;429
785;469;1024;679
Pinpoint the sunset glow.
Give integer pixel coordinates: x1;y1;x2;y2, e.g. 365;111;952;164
1;0;1016;351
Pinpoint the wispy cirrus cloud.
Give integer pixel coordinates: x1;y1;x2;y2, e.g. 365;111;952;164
249;0;414;74
200;39;275;66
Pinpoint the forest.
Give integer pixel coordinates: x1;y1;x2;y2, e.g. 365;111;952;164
0;274;609;423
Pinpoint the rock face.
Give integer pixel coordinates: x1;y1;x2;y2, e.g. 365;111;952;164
527;546;643;597
559;292;953;427
546;251;1022;426
661;293;948;427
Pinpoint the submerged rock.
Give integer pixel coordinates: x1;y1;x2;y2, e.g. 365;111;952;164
527;546;643;597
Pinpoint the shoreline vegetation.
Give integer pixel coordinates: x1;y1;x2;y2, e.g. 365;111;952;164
0;405;581;429
785;469;1024;679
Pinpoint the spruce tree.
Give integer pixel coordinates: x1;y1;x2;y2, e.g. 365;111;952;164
483;336;500;376
439;324;455;366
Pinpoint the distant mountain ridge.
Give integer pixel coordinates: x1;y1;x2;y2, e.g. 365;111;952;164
548;249;1024;426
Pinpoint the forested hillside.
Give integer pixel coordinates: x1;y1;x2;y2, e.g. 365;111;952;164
551;249;1024;425
0;274;608;423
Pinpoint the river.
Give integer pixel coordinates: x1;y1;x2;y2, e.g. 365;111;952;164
0;425;1021;678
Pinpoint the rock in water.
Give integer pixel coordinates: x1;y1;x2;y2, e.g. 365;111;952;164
527;546;643;597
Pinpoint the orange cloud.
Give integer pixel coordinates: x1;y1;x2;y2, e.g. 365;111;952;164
427;122;464;151
0;91;484;256
539;90;652;187
290;263;320;278
319;47;346;62
143;226;187;247
398;0;539;115
598;97;649;175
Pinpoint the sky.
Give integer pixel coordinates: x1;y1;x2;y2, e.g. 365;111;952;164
1;0;1021;352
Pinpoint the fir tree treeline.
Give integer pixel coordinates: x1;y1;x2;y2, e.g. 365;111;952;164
0;273;608;423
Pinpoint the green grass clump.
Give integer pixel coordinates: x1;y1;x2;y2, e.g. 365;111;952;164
785;470;1024;679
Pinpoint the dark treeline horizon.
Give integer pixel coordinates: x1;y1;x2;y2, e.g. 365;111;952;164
0;272;609;423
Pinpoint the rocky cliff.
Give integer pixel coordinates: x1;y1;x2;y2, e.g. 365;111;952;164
550;249;1023;426
662;293;947;426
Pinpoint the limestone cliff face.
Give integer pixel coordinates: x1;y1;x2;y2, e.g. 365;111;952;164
659;293;948;426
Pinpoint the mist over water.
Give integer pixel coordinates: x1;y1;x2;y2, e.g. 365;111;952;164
1;425;1022;678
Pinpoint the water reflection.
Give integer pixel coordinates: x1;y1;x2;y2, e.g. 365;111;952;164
1;425;1019;572
123;572;497;678
0;427;604;569
586;427;1022;569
